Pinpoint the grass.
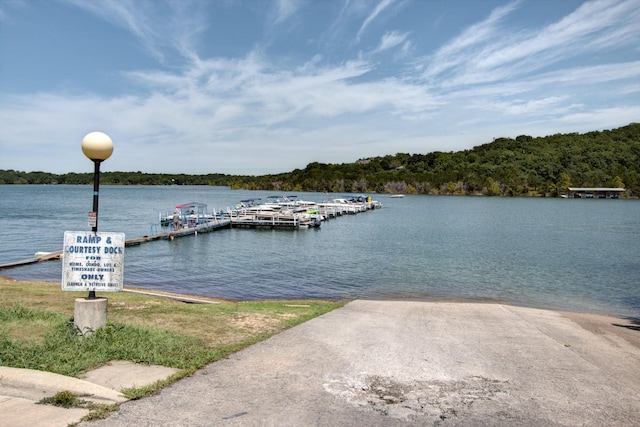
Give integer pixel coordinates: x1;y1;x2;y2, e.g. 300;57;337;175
37;390;118;422
0;277;344;420
38;390;87;408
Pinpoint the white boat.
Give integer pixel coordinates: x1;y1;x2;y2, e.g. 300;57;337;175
235;198;280;214
317;198;360;214
230;210;320;229
262;195;325;222
159;202;219;228
390;194;405;198
318;195;382;214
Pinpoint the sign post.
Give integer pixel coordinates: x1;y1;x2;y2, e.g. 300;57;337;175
62;230;124;336
67;131;118;336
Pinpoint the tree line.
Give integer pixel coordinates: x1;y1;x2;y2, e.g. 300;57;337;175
2;123;638;197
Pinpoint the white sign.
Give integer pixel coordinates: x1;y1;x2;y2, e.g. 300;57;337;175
62;231;125;292
88;212;97;227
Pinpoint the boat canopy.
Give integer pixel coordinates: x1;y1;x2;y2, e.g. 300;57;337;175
175;202;207;210
174;203;209;223
160;201;213;227
267;195;297;201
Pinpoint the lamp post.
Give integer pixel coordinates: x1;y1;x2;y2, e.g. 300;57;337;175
81;132;113;299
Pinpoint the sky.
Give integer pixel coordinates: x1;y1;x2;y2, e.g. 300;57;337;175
1;0;639;175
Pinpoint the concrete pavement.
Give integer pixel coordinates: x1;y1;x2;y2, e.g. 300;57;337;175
2;301;639;426
84;301;640;426
0;361;179;427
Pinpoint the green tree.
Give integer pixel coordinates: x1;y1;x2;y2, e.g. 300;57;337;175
608;176;625;188
485;178;500;196
406;184;417;194
446;181;457;195
557;173;572;195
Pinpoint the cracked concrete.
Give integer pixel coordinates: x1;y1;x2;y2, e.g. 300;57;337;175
81;301;640;426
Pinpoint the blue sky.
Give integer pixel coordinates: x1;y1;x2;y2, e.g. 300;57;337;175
1;0;639;175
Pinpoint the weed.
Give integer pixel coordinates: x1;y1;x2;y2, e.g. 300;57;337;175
38;390;85;408
37;390;119;422
80;403;119;421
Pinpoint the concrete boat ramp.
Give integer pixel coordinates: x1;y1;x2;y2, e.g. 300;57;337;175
84;301;640;426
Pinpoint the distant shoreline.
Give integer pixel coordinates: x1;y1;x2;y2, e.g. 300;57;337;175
1;182;639;201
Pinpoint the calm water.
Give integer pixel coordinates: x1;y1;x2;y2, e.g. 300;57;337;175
1;185;638;318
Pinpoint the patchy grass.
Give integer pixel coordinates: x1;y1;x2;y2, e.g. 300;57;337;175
0;278;344;404
0;279;342;348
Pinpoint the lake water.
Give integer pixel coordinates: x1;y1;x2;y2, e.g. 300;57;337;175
0;185;638;318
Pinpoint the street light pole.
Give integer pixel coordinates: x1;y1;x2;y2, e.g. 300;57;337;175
81;132;113;300
92;159;101;233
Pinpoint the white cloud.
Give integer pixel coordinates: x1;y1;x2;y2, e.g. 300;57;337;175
274;0;299;23
374;30;410;54
356;0;399;41
554;105;640;129
62;0;207;64
423;0;640;88
422;0;521;81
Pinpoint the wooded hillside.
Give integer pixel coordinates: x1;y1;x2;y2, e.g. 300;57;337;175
2;123;638;197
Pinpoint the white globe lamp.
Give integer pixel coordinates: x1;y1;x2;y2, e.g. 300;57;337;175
82;131;113;161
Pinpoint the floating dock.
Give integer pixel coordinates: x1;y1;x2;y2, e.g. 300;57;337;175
0;195;382;271
127;218;231;245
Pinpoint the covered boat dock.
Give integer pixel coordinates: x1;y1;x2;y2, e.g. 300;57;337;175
567;187;625;199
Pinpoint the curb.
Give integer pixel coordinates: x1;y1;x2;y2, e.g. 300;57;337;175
0;366;126;404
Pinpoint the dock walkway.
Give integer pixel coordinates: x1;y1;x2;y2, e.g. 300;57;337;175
0;219;231;271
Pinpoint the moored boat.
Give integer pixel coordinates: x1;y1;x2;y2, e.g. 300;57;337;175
160;202;219;228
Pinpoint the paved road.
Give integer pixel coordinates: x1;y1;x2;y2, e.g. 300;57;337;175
82;300;640;426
